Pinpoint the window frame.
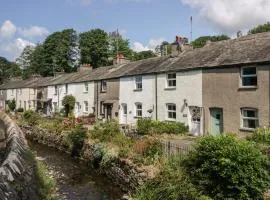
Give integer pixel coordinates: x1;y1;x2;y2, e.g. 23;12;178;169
240;66;257;88
101;80;107;92
134;76;143;91
84;82;89;93
135;102;142;118
166;73;177;88
84;101;89;112
240;108;259;130
166;103;177;121
122;103;127;116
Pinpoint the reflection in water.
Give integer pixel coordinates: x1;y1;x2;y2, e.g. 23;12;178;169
28;141;124;200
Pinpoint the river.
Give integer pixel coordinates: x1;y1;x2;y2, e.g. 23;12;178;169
28;141;125;200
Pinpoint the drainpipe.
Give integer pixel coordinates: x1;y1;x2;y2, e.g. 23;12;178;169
96;81;99;118
155;73;158;120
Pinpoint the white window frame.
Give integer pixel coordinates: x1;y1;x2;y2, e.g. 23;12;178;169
134;76;142;90
84;101;89;112
166;73;176;88
241;108;259;130
166;103;176;120
84;82;89;93
240;67;257;87
101;80;107;92
122;103;127;116
135;103;142;118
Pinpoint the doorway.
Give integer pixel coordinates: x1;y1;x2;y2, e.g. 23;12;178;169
104;104;113;120
210;108;223;135
189;106;201;136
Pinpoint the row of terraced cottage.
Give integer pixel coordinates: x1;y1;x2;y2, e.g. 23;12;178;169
1;32;270;136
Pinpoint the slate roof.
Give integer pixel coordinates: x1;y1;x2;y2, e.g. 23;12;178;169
1;32;270;89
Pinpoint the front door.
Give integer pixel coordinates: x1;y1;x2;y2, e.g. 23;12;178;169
210;108;223;135
104;104;112;120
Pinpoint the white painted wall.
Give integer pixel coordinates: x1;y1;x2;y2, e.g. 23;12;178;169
47;82;95;117
156;70;203;129
119;75;156;125
6;88;36;110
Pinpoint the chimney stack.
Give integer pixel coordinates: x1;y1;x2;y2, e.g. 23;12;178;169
79;64;93;72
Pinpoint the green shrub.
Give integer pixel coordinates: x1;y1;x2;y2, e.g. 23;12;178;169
91;120;121;142
23;110;40;125
16;107;24;112
137;119;188;135
67;125;87;156
110;133;134;158
183;135;270;200
7;99;16;111
62;95;76;117
249;128;270;146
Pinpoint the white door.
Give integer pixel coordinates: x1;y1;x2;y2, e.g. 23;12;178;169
75;102;80;117
121;103;127;124
189;106;201;136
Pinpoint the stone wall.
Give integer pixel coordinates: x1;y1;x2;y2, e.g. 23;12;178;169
20;124;156;192
0;112;38;200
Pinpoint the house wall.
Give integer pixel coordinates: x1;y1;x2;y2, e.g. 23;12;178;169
156;70;203;128
202;65;270;136
94;79;120;120
16;88;36;110
119;75;156;125
47;82;95;117
0;90;6;110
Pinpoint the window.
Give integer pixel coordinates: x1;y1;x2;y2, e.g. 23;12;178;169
122;104;127;115
65;84;68;94
241;108;259;129
100;101;104;114
84;83;89;92
84;101;89;112
54;85;57;95
135;103;142;117
167;104;176;120
241;67;257;87
166;73;176;88
135;76;142;90
101;80;107;92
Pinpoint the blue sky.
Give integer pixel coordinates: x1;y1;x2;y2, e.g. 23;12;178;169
0;0;270;60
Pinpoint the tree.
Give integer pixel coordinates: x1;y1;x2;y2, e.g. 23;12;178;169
15;45;35;70
248;22;270;35
133;50;156;61
80;29;109;67
0;57;22;83
7;99;16;111
191;35;230;49
62;95;76;117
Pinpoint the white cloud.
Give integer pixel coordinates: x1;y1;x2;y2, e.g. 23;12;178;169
4;38;35;59
181;0;270;34
0;20;17;39
132;37;165;52
19;26;49;38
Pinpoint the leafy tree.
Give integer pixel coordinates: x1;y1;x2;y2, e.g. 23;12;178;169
7;99;16;111
248;22;270;35
184;135;270;200
191;35;230;49
62;95;76;117
15;45;35;70
0;57;22;83
133;50;156;61
80;29;109;68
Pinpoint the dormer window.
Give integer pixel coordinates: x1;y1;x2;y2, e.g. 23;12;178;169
241;67;257;87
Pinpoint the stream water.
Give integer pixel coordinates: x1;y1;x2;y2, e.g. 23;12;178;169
28;141;125;200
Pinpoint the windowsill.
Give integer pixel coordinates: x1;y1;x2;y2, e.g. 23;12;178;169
239;127;255;132
83;91;89;93
133;89;142;92
100;91;107;93
165;87;176;91
134;116;142;119
238;86;257;90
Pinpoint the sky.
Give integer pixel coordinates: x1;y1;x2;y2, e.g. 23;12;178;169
0;0;270;61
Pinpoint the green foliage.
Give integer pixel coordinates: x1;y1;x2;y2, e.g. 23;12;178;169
108;36;133;62
80;29;109;67
35;160;59;200
133;160;210;200
248;128;270;146
16;107;24;112
183;135;270;200
0;57;22;83
248;22;270;35
23;110;40;125
132;50;156;61
7;98;16;111
62;95;76;117
67;125;87;156
191;35;230;49
137;119;188;135
91;120;121;142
